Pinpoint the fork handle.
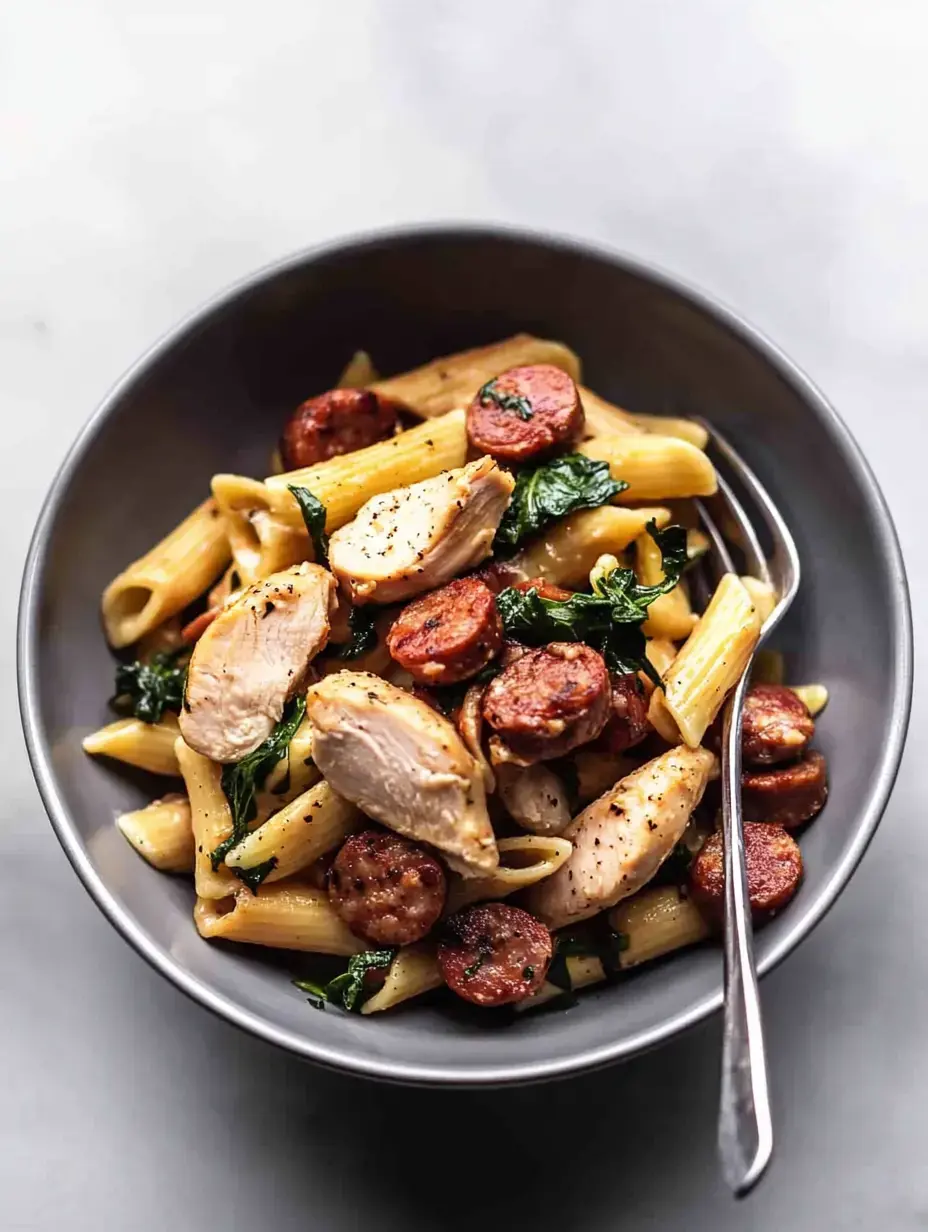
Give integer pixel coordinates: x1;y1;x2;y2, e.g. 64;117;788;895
718;670;774;1196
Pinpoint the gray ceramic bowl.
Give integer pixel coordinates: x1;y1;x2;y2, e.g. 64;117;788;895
18;226;912;1085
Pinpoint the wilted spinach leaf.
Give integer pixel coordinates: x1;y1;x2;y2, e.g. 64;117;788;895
111;650;188;723
294;948;396;1013
494;454;627;557
288;484;329;566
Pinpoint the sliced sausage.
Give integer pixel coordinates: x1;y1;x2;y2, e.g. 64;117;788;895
742;684;815;766
386;576;503;685
328;829;447;946
180;607;220;645
742;750;828;827
483;642;611;765
438;902;552;1006
280;388;397;470
689;824;803;921
597;672;651;754
466;364;584;462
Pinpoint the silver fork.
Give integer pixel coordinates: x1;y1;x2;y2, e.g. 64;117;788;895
693;422;801;1198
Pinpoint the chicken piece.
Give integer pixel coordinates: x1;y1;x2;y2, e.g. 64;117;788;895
179;563;335;763
524;745;715;930
327;456;515;605
304;671;498;877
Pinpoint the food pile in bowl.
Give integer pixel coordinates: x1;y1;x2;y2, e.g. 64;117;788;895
83;333;829;1018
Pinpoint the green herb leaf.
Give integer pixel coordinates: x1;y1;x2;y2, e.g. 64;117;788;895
496;520;687;680
494;454;627;557
329;606;379;661
111;650;188;723
288;484;329;566
293;977;328;1010
462;955;485;980
478;378;534;422
298;949;396;1013
211;696;307;869
232;857;278;894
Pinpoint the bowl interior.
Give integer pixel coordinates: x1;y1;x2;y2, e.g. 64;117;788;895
21;229;909;1083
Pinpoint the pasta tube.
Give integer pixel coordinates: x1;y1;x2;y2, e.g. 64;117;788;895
174;737;237;900
337;349;378;388
116;793;193;873
660;573;762;747
580;434;717;502
636;531;698;641
519;955;606;1012
102;499;231;647
512;505;670;587
83;713;181;776
361;944;444;1014
224;780;360;884
630;413;708;449
609;886;711;968
445;836;573;914
208;475;308;586
254;717;320;821
578;388;709;449
791;683;829;717
740;576;776;624
264;409;468;527
572;750;641;806
194;884;365;955
369;334;581;419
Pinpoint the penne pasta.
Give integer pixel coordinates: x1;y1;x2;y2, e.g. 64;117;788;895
630;413;708;450
337;349;378;387
254;717;320;821
579;387;643;438
117;793;194;873
660;573;762;747
445;836;573;914
741;576;776;624
609;885;711;968
791;683;829;717
572;750;642;806
214;412;468;584
224;780;360;884
102;499;231;647
512;505;670;587
361;944;444;1014
580;434;718;502
368;334;581;419
520;955;606;1012
636;531;698;641
83;713;181;776
194;884;365;955
264;409;468;526
174;738;238;900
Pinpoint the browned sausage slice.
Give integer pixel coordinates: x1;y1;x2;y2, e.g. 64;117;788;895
512;578;575;602
482;642;611;764
386;577;503;685
689;824;803;921
742;684;815;766
742;750;828;826
466;364;584;462
438;902;552;1006
328;829;447;946
596;672;651;754
280;388;397;470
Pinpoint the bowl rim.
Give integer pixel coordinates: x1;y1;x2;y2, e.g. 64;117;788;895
17;222;914;1086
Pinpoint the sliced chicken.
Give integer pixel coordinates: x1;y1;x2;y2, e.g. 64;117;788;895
524;745;715;929
304;671;499;877
327;456;515;605
179;562;336;763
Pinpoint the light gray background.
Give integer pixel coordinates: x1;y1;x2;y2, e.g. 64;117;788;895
3;2;924;1228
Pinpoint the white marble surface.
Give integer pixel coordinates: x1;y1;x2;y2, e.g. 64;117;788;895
2;2;926;1228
